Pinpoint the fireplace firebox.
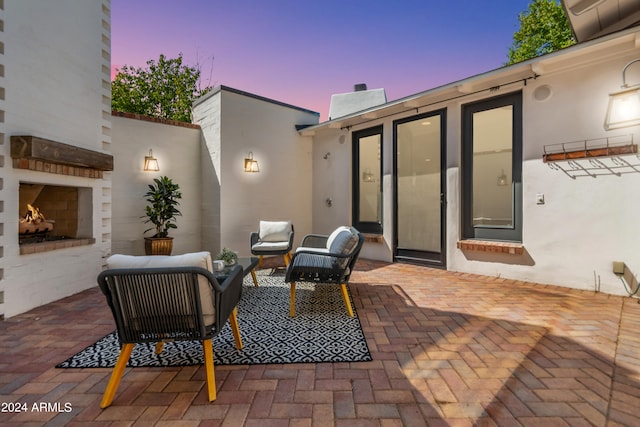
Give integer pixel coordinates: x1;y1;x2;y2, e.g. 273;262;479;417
18;182;94;251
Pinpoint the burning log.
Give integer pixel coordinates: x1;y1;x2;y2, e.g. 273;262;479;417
19;204;54;234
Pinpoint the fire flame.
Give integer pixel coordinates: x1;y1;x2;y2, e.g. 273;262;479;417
20;204;46;224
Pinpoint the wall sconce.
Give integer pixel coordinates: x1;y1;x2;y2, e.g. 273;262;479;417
362;168;375;182
497;169;508;186
244;152;260;173
143;149;159;172
605;59;640;130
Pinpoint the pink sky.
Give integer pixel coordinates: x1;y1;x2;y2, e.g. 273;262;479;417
111;1;532;121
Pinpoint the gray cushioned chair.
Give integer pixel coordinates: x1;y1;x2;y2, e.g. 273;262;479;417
250;220;294;268
284;226;364;317
97;252;243;408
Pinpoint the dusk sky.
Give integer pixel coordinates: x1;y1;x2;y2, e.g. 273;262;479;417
111;1;533;120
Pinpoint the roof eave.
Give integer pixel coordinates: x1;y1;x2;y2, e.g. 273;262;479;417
300;25;640;136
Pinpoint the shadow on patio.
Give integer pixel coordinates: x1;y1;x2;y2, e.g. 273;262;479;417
0;258;638;425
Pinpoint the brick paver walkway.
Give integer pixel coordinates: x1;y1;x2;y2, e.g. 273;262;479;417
0;258;638;426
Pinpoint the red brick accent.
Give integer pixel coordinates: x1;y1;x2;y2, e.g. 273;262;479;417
362;233;384;243
12;158;103;178
112;110;201;129
19;237;96;255
457;239;524;255
13;158;102;179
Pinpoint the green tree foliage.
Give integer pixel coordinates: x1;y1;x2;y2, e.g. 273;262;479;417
507;0;576;65
112;54;211;123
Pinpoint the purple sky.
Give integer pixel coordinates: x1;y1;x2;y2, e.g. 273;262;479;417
111;1;532;120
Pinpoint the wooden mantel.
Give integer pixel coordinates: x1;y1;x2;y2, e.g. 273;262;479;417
11;135;113;178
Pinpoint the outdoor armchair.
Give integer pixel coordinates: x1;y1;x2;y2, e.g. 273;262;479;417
97;251;243;408
285;226;364;317
250;220;294;268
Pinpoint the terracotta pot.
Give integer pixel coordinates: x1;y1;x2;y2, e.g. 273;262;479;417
144;237;173;256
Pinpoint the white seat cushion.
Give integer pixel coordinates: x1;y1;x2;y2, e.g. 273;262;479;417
258;220;292;242
252;241;291;252
295;247;329;254
106;251;216;324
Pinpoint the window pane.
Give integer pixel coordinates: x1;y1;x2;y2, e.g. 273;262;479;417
358;134;381;223
472;105;513;227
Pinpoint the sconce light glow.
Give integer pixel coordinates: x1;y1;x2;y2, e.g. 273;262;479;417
605;59;640;130
605;88;640;130
143;149;159;172
497;169;508;186
244;152;260;173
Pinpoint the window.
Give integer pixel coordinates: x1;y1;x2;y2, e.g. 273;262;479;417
462;92;522;241
352;126;383;234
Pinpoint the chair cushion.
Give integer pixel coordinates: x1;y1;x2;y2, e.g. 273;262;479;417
328;229;359;269
295;247;329;254
252;241;291;252
326;226;352;249
106;251;216;324
259;220;292;242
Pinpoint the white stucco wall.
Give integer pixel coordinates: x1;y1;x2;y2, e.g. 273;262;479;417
193;87;319;258
310;33;640;296
311;126;394;262
192;93;222;255
110;115;203;256
0;0;111;317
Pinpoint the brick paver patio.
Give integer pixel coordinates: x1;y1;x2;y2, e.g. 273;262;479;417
0;258;638;426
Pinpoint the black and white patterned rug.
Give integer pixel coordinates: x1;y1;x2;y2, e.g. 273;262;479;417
56;270;371;368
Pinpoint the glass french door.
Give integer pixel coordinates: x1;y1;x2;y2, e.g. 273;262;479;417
394;110;446;266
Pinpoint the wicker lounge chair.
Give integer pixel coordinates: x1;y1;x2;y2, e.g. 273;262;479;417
285;226;364;317
97;252;243;408
250;220;294;268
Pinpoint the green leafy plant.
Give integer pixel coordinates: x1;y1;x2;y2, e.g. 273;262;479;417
112;54;212;123
143;176;182;238
506;0;575;65
217;247;238;265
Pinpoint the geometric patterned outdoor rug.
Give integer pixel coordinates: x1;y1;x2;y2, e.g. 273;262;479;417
56;270;371;368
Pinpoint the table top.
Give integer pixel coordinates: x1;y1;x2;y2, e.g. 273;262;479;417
214;256;258;281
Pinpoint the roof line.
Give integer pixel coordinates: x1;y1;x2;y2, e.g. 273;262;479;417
301;25;640;133
194;85;320;116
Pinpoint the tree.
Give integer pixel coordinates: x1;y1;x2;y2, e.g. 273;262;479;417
507;0;576;65
111;54;212;123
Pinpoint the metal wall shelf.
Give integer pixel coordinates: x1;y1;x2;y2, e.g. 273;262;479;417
543;135;640;179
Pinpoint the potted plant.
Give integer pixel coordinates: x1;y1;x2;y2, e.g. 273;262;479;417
142;175;182;255
217;247;238;265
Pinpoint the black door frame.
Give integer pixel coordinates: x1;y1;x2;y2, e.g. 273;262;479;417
393;109;447;268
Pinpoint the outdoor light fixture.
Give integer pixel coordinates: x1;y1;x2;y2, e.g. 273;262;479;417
362;168;375;182
497;169;508;186
244;152;260;173
605;59;640;130
143;149;159;172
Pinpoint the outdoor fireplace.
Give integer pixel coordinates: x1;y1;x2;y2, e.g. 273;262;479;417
18;183;94;251
10;135;113;254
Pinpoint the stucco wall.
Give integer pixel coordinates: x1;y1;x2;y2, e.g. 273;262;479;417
192;93;222;255
110;115;203;256
194;87;319;258
311;127;394;262
311;37;640;296
0;0;112;318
